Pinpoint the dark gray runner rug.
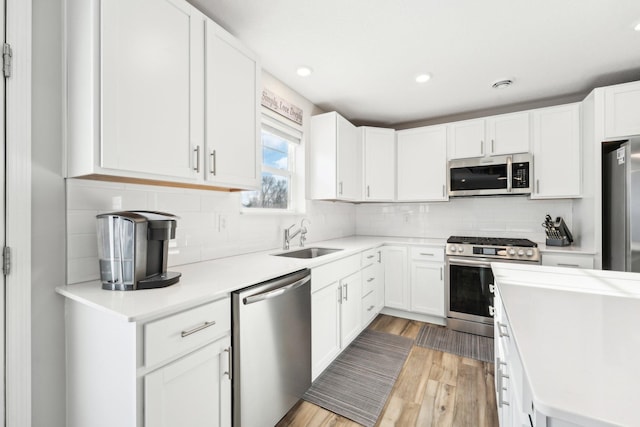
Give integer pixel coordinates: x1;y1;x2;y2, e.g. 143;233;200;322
303;329;413;427
415;323;494;363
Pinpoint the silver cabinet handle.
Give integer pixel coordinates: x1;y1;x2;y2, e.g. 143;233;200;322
496;357;510;408
489;284;495;294
419;252;434;256
536;179;540;194
367;305;375;311
181;320;215;338
497;321;510;338
210;150;216;175
491;139;495;154
442;185;445;197
193;146;201;172
367;277;375;283
339;182;343;195
343;283;348;301
440;267;443;281
480;140;484;155
338;285;343;304
557;263;580;268
223;347;232;380
377;251;381;263
367;255;375;259
506;156;513;193
367;185;370;198
488;305;495;317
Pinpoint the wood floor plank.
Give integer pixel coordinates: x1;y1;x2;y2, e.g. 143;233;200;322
281;316;499;427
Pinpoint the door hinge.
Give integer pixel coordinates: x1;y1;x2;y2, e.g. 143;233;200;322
3;246;10;275
3;43;12;78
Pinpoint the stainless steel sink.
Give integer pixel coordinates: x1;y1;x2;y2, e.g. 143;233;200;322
272;247;343;259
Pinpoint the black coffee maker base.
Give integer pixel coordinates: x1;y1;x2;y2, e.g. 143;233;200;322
101;271;182;291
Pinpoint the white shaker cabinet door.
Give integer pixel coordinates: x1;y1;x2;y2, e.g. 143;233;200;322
311;282;341;380
339;271;362;348
396;125;447;201
205;19;260;190
363;127;395;201
448;119;485;159
336;115;361;200
410;261;445;317
100;0;203;180
382;246;409;310
531;103;581;199
487;112;530;156
604;81;640;139
145;336;231;427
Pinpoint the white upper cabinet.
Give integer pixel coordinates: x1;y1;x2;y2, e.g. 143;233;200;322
396;125;448;201
448;112;530;159
66;0;260;190
448;119;485;159
487;112;531;155
531;103;581;199
309;112;362;201
361;127;395;201
604;81;640;139
204;19;260;190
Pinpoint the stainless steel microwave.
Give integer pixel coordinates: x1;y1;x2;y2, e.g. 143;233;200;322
448;153;532;197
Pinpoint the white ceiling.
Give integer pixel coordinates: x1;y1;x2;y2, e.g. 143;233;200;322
188;0;640;126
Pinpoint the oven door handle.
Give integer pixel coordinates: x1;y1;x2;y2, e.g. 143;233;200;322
447;257;493;268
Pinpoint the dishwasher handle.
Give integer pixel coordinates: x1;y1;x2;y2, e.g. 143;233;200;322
243;275;310;305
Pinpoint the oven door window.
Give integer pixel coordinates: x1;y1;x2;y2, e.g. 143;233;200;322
450;164;507;191
449;264;494;317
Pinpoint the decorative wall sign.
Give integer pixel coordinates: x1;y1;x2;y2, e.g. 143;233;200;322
261;89;303;125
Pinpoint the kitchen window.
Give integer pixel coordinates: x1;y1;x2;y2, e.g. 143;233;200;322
241;114;302;211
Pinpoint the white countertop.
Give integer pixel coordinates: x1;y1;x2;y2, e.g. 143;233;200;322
492;263;640;427
56;235;446;322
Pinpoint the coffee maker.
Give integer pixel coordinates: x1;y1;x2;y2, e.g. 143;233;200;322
96;211;181;291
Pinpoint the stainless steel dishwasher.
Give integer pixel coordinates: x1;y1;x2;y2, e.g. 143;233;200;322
232;269;311;427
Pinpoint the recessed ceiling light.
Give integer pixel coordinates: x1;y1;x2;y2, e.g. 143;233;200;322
416;73;432;83
296;66;313;77
492;79;513;89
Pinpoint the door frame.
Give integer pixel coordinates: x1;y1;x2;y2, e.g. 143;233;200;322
5;0;32;426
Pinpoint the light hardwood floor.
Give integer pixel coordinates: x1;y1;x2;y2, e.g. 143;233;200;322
277;315;499;427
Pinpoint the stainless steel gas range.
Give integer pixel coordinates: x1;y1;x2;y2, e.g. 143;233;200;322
445;236;541;337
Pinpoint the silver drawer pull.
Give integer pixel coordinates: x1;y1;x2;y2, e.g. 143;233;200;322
367;255;375;259
367;277;375;282
181;320;216;338
557;263;580;268
223;347;232;380
419;252;435;256
367;305;374;311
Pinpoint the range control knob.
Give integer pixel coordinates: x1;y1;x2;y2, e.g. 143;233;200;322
457;246;464;253
526;249;534;257
449;245;457;253
517;249;525;256
507;248;516;256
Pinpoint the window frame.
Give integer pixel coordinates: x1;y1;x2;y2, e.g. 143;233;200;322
241;113;302;214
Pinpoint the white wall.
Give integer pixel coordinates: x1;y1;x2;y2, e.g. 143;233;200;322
356;196;575;244
32;0;66;426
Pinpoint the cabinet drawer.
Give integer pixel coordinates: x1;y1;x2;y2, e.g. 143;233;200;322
361;264;379;296
312;254;361;292
145;298;230;367
361;289;377;326
361;247;380;267
542;253;594;269
410;246;444;262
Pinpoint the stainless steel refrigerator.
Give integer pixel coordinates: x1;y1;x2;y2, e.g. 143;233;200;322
603;137;640;272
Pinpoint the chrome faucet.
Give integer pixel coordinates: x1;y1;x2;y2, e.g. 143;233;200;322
283;218;310;250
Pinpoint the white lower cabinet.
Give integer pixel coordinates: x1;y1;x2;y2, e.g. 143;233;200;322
541;252;594;269
145;337;231;427
409;262;444;316
382;246;409;310
311;254;362;380
65;297;231;427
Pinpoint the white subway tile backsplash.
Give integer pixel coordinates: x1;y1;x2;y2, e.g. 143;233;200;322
66;180;357;284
